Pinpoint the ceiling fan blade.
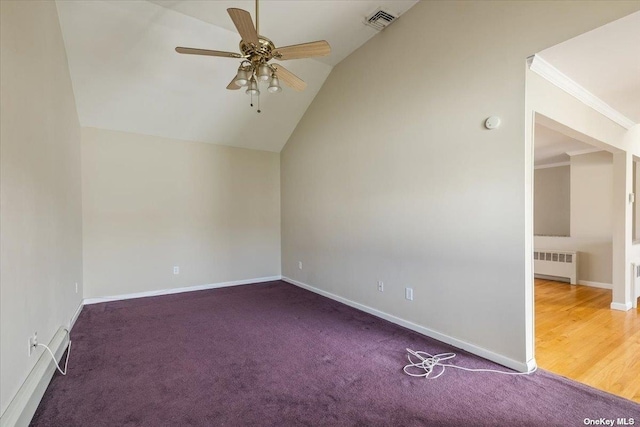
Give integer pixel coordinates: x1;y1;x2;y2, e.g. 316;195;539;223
227;8;259;45
175;47;242;58
273;40;331;60
226;78;241;90
272;64;307;92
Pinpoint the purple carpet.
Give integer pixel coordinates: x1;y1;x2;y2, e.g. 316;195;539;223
31;281;639;426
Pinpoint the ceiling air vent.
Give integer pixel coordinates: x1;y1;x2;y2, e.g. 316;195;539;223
364;8;398;31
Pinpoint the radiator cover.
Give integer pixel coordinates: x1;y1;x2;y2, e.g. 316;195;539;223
534;250;578;284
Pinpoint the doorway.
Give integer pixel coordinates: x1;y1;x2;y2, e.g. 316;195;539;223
531;115;640;403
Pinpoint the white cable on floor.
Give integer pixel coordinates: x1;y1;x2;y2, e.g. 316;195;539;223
403;348;537;379
36;329;72;376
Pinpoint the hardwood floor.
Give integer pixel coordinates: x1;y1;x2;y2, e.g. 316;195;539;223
535;278;640;403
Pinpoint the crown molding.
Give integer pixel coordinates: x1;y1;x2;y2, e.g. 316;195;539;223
528;55;635;130
534;161;570;170
565;148;603;157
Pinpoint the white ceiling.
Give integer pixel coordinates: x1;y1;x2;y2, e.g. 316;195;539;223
57;2;637;152
538;11;640;125
533;12;638;166
56;0;418;152
534;123;596;167
148;1;418;67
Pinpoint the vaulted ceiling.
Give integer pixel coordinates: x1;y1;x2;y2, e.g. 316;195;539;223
57;2;638;153
56;0;418;152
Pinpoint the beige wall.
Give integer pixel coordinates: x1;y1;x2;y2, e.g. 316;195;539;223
82;127;281;298
1;1;83;415
536;153;614;284
534;166;570;236
281;1;639;367
570;152;613;237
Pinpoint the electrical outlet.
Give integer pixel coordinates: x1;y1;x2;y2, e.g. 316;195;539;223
405;287;413;301
75;282;78;293
28;332;38;356
378;281;384;292
298;261;303;270
173;266;179;275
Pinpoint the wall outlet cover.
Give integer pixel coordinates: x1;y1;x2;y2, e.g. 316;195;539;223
405;287;413;301
28;332;38;356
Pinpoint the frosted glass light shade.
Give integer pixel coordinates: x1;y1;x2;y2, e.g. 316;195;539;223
234;68;250;86
246;77;260;95
257;64;271;81
268;75;282;93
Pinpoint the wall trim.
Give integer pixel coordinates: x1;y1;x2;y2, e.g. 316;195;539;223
0;328;70;427
534;161;570;170
69;301;83;329
528;55;635;130
282;276;535;373
565;148;603;157
83;276;283;305
610;301;632;311
577;280;612;290
534;276;613;290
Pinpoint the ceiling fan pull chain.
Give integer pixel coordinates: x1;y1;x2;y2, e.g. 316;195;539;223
257;93;261;113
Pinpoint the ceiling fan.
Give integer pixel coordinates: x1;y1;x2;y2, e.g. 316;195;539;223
175;0;331;112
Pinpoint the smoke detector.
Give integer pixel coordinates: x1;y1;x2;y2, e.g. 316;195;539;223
364;8;398;31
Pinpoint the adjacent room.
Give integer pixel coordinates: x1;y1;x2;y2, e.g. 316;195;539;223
528;12;640;403
533;119;640;401
2;1;639;426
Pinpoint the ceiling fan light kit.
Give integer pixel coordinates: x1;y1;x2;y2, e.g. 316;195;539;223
176;0;331;113
234;64;251;87
246;77;260;96
257;63;271;81
268;75;282;93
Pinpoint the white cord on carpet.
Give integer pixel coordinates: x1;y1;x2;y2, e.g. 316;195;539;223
36;329;72;376
403;348;537;379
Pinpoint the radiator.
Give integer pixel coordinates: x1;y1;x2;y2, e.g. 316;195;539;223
632;263;640;309
534;250;577;284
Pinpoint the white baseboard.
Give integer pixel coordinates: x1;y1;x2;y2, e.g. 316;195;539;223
577;280;612;290
83;276;283;305
0;328;70;427
69;301;83;329
610;301;632;311
534;274;572;283
282;276;535;373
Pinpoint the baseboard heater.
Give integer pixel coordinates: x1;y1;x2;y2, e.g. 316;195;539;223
632;263;640;309
0;327;69;427
534;250;577;285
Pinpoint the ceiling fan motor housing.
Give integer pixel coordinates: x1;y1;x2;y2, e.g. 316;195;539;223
240;37;276;64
